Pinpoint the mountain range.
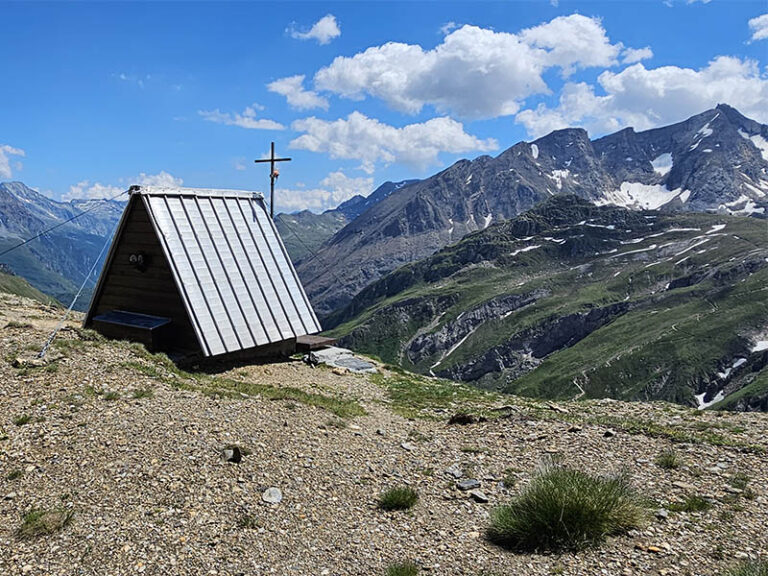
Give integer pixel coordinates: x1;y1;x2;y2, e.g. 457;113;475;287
326;195;768;411
0;182;124;307
297;104;768;316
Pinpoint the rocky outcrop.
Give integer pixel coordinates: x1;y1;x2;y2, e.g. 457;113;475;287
436;302;631;382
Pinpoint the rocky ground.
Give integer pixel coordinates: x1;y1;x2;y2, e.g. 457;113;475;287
0;292;766;576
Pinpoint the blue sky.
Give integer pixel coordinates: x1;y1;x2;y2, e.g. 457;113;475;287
1;0;766;213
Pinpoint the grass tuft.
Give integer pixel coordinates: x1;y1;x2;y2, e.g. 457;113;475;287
132;387;154;399
12;414;31;426
16;507;73;539
725;561;768;576
487;463;647;552
6;469;23;481
102;391;120;401
666;495;712;513
378;486;419;511
655;449;680;470
386;560;419;576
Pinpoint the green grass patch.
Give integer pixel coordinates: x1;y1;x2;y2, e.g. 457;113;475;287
378;486;419;511
666;495;712;513
487;463;647;552
12;414;31;426
102;391;120;401
6;469;22;481
725;561;768;576
16;507;73;539
132;387;154;399
655;449;680;470
371;371;498;420
386;560;419;576
121;354;365;419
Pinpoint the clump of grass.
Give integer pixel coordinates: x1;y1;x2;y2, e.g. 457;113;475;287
102;391;120;401
12;414;31;426
487;463;647;552
378;486;419;511
725;561;768;576
236;513;260;529
16;508;73;539
323;417;348;429
655;449;680;470
6;469;22;481
666;495;712;513
386;560;419;576
132;387;154;399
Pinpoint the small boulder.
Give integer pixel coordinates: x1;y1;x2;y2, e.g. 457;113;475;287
444;464;463;479
221;445;242;463
469;490;488;503
262;487;283;504
457;479;480;491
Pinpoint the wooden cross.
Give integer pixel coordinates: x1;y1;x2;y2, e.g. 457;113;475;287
254;141;291;218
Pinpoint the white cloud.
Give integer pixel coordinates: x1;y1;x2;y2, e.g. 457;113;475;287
621;46;653;64
314;15;625;119
749;14;768;42
518;14;621;75
687;0;712;3
276;170;374;213
267;75;329;110
199;105;284;130
440;21;458;35
290;112;498;173
516;56;768;138
0;144;25;179
288;14;341;45
64;171;183;201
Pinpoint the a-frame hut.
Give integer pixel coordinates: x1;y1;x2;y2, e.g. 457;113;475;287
84;186;322;360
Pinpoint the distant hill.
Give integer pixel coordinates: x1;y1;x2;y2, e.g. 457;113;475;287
298;104;768;316
327;196;768;411
0;265;60;306
0;182;123;308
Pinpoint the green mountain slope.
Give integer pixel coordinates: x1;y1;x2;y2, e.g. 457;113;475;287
327;196;768;410
0;266;60;306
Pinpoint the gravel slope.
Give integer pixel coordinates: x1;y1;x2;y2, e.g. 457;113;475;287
0;293;766;576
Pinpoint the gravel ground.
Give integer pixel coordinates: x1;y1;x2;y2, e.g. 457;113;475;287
0;293;766;576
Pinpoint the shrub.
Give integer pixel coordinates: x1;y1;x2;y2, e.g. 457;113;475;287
386;561;419;576
487;463;647;551
655;449;680;469
725;561;768;576
378;486;419;511
17;508;73;539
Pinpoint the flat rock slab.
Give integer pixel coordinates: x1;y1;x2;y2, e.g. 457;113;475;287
309;347;377;373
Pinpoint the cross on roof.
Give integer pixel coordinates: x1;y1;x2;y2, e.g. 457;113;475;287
254;141;291;218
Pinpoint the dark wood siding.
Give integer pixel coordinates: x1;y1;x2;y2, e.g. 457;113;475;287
87;198;201;353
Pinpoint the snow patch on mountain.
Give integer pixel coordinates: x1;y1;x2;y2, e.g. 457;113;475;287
651;153;673;176
548;169;570;190
530;143;539;160
738;129;768;161
597;182;687;210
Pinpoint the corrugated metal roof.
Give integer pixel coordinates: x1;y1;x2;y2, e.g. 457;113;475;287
136;186;321;357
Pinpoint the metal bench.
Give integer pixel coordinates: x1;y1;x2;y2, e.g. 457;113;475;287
91;310;172;351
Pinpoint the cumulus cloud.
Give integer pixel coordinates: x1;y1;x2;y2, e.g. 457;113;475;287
64;171;183;201
276;170;373;213
267;75;329;110
518;14;621;75
0;144;25;179
199;105;284;130
749;14;768;42
288;14;340;45
516;56;768;138
290;112;498;173
314;15;625;119
621;46;653;64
